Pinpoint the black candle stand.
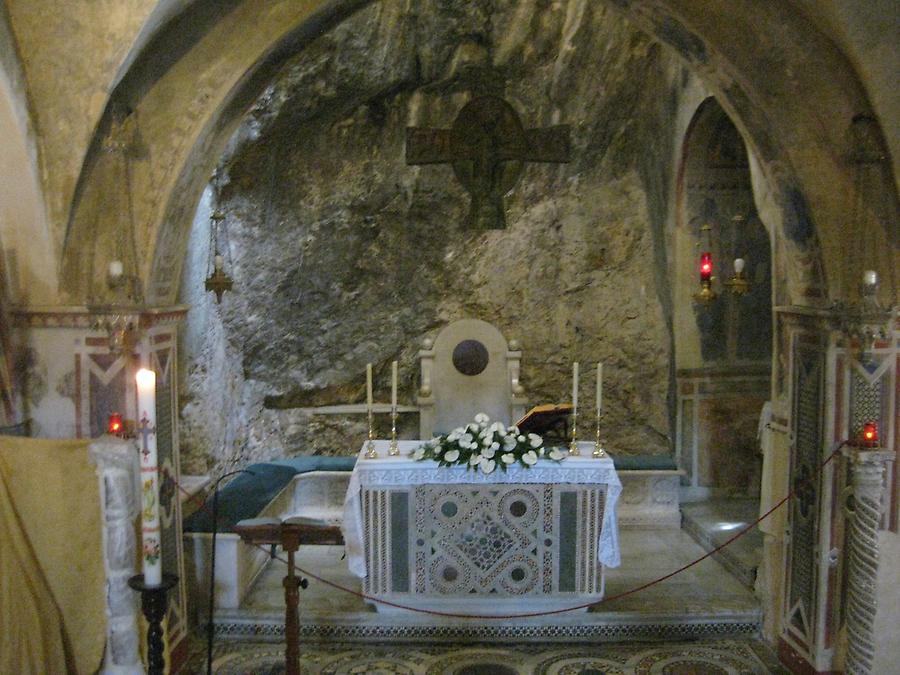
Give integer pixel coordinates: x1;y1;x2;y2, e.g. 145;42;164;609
128;573;178;675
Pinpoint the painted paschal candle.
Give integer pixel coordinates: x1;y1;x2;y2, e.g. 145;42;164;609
136;368;162;586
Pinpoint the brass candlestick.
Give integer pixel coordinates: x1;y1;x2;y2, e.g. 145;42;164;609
593;413;607;458
364;406;377;459
388;408;399;456
568;409;580;455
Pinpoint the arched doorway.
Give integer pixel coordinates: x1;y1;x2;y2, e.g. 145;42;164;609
673;96;773;588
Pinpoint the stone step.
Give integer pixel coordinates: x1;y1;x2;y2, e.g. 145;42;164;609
681;499;763;590
211;609;763;643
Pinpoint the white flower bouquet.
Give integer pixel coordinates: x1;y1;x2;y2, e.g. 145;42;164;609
411;412;567;474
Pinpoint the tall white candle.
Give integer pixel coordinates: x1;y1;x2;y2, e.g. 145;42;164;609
596;362;603;416
391;361;398;411
135;368;162;586
366;363;373;409
572;361;579;412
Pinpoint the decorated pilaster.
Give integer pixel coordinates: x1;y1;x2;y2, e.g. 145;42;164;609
841;447;893;675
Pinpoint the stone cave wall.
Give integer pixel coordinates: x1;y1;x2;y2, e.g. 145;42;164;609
178;0;691;476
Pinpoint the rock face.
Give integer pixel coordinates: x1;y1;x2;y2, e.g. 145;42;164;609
178;0;688;475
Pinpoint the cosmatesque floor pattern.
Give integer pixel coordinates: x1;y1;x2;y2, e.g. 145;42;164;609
183;638;788;674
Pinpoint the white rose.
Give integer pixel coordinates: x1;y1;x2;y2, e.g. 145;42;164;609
413;447;426;460
480;458;496;474
501;453;516;464
482;446;496;459
444;449;460;462
517;435;526;442
522;450;538;465
507;425;519;433
549;448;566;461
503;436;517;451
470;453;482;466
474;413;490;425
528;433;542;448
461;433;473;445
489;441;500;451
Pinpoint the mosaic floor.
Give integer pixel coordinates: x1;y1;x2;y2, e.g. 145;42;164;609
185;638;788;674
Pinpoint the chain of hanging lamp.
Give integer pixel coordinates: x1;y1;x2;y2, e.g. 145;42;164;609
204;170;234;303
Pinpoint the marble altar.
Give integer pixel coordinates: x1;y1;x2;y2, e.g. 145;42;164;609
342;440;621;615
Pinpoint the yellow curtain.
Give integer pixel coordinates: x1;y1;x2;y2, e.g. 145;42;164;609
0;437;107;674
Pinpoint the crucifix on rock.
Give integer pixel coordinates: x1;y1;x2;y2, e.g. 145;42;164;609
406;95;571;229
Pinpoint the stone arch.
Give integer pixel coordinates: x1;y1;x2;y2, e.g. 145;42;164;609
0;21;55;305
56;0;896;308
673;96;772;497
676;97;773;367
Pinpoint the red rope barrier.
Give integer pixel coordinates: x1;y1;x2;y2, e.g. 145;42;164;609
176;441;848;620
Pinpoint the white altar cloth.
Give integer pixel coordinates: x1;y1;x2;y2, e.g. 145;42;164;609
342;440;622;578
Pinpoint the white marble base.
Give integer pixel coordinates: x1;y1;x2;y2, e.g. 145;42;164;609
616;470;683;529
184;471;350;611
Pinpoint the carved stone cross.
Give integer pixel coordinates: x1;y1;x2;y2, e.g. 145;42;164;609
406;95;571;229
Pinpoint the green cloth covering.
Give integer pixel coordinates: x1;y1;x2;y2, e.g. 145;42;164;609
611;454;677;471
184;456;357;533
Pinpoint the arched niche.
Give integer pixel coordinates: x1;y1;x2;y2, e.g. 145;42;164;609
674;97;772;499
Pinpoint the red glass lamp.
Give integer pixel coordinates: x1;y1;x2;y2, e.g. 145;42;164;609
108;412;124;436
861;421;879;447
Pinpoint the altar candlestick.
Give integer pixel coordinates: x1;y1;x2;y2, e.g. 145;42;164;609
389;361;399;456
365;363;377;458
593;362;607;458
391;361;398;411
136;368;162;586
569;362;580;455
572;362;579;411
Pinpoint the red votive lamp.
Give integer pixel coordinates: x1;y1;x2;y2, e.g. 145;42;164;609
108;412;124;436
700;252;713;283
861;421;878;447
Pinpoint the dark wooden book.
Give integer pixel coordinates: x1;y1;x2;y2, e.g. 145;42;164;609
516;404;573;443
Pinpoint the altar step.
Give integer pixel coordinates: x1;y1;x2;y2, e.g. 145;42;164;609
207;530;762;644
211;608;762;643
681;498;763;590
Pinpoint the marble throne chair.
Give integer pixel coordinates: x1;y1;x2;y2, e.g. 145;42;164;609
416;318;527;438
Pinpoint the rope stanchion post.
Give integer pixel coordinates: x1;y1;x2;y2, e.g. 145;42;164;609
175;441;849;622
204;469;254;675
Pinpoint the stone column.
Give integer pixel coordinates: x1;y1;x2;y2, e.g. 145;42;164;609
842;447;893;675
90;435;142;674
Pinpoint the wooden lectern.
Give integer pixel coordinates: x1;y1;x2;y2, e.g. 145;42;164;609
233;517;343;675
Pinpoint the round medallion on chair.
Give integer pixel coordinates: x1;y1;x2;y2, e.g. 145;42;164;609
452;339;490;376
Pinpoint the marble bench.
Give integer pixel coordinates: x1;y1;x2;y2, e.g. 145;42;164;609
613;455;684;529
183;457;355;611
